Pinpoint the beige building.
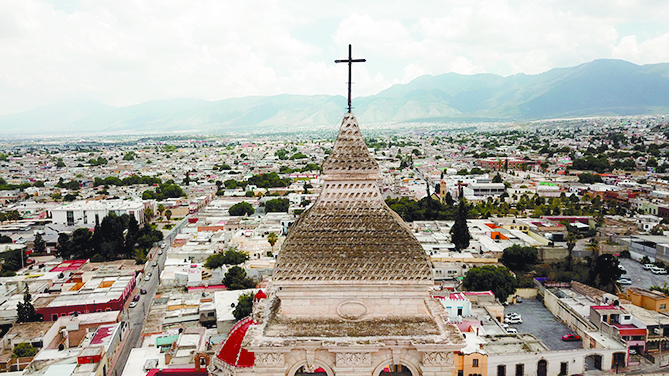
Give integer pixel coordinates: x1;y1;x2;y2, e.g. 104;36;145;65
210;113;465;376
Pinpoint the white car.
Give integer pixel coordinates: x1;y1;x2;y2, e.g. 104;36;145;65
644;264;655;270
507;328;518;334
651;267;667;275
617;278;632;285
505;313;521;320
129;301;138;308
506;316;523;324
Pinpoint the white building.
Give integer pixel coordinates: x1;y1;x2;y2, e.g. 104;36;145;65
51;200;146;226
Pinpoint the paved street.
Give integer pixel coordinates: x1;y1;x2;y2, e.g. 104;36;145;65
110;245;167;376
506;298;584;351
619;258;669;291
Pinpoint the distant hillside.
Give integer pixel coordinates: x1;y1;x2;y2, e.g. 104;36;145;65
2;59;669;135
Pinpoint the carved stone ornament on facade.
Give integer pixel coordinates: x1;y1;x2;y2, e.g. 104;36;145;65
255;352;284;367
336;352;371;366
422;352;453;366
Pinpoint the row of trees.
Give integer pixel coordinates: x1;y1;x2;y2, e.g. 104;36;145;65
56;213;163;262
142;183;185;200
93;175;162;187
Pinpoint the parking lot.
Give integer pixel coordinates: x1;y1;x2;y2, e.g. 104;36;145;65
618;257;669;291
505;298;584;351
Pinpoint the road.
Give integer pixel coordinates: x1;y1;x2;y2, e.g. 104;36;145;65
618;257;669;291
110;244;167;376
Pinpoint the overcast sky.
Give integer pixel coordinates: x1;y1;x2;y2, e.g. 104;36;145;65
1;0;668;116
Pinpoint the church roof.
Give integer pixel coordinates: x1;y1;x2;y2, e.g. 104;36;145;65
216;317;255;368
273;113;432;284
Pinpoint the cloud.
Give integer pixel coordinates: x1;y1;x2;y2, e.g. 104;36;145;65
0;0;668;115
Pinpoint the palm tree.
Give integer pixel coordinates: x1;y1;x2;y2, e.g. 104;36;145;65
267;232;278;255
566;232;577;271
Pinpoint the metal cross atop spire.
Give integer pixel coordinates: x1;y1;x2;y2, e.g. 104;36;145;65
335;44;366;113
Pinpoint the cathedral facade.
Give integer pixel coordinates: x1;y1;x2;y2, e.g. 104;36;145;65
210;113;464;376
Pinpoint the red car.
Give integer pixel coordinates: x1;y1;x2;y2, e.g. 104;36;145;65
562;334;581;341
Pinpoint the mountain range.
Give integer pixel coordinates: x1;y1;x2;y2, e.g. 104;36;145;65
2;59;669;135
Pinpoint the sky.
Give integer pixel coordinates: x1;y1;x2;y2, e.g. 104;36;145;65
1;0;669;116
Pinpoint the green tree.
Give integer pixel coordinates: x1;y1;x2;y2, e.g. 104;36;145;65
444;191;455;206
492;173;503;184
450;199;471;251
33;233;46;253
566;232;577;271
223;266;256;290
165;209;172;221
462;265;518;303
232;292;254;320
157;204;165;217
591;254;622;293
229;202;254;216
267;232;278;254
144;207;154;223
12;343;37;359
265;198;290;213
123;152;135;161
501;245;538;271
205;249;249;269
16;287;37;323
56;233;71;258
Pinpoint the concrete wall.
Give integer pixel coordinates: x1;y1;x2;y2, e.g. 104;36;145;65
487;348;618;375
538;246;568;263
542;287;599;348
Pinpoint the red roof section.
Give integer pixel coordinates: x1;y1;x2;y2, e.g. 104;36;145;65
217;317;255;367
51;259;88;272
91;325;114;345
254;290;267;301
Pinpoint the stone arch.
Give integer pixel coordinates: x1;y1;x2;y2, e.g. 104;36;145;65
585;353;604;371
372;357;420;376
537;358;547;376
287;360;335;376
194;353;210;371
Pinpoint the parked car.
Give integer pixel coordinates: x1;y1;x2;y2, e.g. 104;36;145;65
515;296;522;303
562;334;582;341
129;301;138;308
506;316;523;324
618;265;627;274
617;278;633;285
140;288;147;294
501;323;509;330
651;267;667;275
158;250;163;255
505;313;521;320
151;261;158;267
507;328;518;334
644;264;655;270
133;295;140;302
144;275;151;281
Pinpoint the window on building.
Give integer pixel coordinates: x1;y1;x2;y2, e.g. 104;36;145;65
515;364;524;376
560;362;567;375
497;365;506;376
661;304;666;310
458;307;463;316
458;371;463;376
66;211;74;226
472;359;479;367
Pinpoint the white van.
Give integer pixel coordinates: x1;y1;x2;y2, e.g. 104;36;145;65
644;264;655;270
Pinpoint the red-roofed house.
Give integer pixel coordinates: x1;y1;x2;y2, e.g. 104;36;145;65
590;305;646;361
